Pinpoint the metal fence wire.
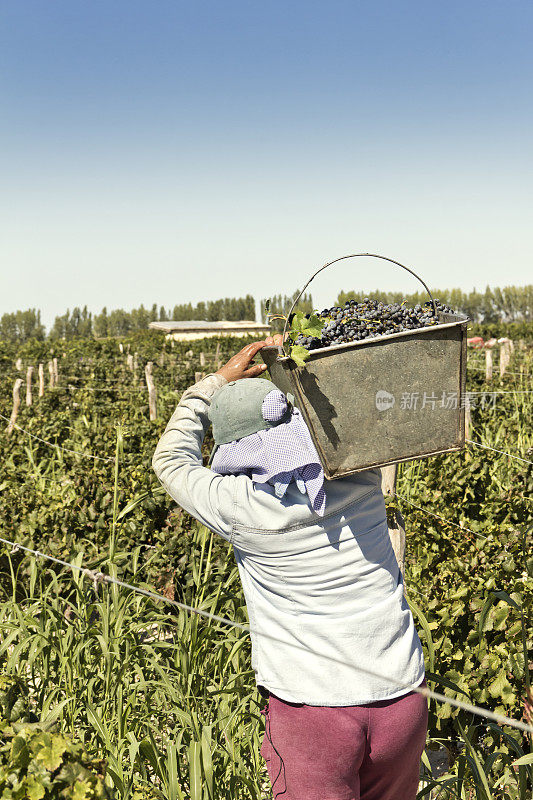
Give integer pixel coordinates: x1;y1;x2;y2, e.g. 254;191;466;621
0;533;531;737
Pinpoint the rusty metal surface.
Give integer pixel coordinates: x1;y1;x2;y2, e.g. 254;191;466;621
261;312;469;479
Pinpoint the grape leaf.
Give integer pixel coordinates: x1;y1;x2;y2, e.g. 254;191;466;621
289;345;311;367
301;313;324;337
26;775;47;800
33;731;67;770
289;311;324;339
10;734;31;768
288;311;307;336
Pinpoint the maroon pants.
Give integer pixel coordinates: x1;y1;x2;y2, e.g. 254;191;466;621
260;683;428;800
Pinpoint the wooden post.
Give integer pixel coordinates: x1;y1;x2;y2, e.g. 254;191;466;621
7;379;23;435
465;395;471;439
127;354;134;371
380;464;406;581
26;366;34;406
15;358;23;371
499;340;511;377
118;342;124;354
195;371;205;384
48;361;55;389
215;342;221;364
485;349;493;381
52;357;59;384
145;362;157;421
199;352;206;367
158;351;165;367
380;464;397;497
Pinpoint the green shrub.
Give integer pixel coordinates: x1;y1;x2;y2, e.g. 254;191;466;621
0;677;113;799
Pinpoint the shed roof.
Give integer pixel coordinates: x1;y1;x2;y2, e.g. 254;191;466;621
149;320;270;333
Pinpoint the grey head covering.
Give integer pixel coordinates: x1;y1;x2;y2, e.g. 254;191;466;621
207;378;293;463
207;378;326;515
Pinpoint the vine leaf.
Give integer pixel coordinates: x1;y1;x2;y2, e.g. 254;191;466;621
290;311;324;338
289;346;311;368
288;311;325;365
408;596;435;672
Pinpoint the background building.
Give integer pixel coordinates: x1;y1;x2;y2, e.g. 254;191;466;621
149;320;271;341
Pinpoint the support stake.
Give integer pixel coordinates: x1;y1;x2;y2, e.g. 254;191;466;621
499;339;511;377
26;366;34;406
380;464;406;582
7;379;23;435
145;362;157;420
485;349;493;381
465;395;471;439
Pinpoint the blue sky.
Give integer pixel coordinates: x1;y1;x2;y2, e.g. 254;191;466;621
2;1;532;327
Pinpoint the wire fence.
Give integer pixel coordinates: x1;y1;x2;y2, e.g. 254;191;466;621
1;532;531;737
466;390;533;395
1;366;531;746
394;494;488;544
0;412;115;462
10;379;533;396
467;365;530;377
3;408;531;470
466;438;533;465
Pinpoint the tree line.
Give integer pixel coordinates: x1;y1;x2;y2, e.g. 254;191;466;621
336;285;533;324
1;285;531;343
0;296;256;343
259;291;314;331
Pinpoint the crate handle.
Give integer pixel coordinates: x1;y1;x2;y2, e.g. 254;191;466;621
281;253;437;355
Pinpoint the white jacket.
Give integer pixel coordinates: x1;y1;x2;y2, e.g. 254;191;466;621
152;373;425;705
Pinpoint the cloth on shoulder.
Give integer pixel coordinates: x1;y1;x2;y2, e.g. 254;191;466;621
210;388;326;516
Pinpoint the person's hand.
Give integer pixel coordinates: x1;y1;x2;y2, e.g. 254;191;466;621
215;334;288;382
215;341;269;382
264;333;285;348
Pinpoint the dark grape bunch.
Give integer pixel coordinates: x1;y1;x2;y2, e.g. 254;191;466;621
294;298;456;351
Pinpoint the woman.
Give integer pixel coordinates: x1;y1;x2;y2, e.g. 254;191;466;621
152;337;428;800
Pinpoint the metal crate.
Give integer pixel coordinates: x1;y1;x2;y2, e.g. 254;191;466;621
260;254;469;479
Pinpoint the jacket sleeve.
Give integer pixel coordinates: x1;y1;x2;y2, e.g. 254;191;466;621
152;372;236;541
